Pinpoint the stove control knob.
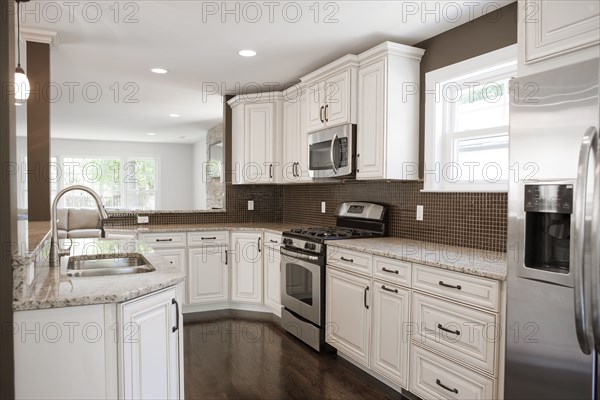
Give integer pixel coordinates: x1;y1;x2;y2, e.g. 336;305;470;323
283;238;293;245
304;242;316;250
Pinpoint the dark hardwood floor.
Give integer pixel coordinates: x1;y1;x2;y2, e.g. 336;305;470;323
183;313;404;400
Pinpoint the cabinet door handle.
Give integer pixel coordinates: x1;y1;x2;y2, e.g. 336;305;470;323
381;267;399;274
294;162;299;177
436;379;458;394
319;106;324;123
438;280;462;290
224;250;228;265
156;238;173;242
437;323;461;336
269;239;278;243
381;285;398;294
258;237;262;252
269;164;273;179
340;256;354;263
201;237;217;240
324;104;329;122
172;298;180;333
364;286;369;309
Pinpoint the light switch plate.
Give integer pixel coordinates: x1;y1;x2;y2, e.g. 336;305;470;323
248;200;254;211
321;202;326;213
137;215;149;224
416;205;424;221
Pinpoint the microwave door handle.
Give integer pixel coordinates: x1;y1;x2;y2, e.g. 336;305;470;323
574;126;597;355
330;133;339;174
587;127;600;352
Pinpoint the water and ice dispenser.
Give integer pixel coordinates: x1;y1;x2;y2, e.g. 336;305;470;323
524;184;573;275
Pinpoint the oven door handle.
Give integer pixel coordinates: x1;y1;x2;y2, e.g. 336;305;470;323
330;132;339;174
280;247;320;262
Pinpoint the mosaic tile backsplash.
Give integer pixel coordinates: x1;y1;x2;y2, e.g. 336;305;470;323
107;181;507;253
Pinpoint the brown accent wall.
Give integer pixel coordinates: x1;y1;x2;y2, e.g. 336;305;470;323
415;2;518;175
26;41;51;221
0;0;16;396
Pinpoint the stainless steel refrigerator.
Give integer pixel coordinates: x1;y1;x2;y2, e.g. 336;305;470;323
506;58;599;399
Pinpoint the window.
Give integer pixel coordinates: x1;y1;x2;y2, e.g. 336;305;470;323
424;45;517;192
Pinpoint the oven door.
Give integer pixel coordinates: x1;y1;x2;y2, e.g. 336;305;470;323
280;247;323;326
308;125;354;179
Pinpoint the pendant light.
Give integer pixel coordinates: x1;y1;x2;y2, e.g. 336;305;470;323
14;0;30;105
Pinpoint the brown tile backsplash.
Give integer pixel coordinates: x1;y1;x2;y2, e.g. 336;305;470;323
108;180;507;253
282;181;507;253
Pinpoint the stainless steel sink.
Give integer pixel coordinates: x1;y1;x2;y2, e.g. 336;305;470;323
66;256;155;277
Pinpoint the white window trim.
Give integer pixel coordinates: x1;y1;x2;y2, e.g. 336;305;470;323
423;44;517;193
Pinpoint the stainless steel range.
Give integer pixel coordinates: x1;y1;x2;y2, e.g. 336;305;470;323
280;202;387;351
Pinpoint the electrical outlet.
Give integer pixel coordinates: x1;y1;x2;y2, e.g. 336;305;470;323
416;205;424;221
137;215;149;224
248;200;254;211
321;202;326;213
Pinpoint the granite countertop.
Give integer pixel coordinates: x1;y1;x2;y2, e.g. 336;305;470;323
327;237;507;281
14;220;51;265
13;238;185;311
104;222;310;235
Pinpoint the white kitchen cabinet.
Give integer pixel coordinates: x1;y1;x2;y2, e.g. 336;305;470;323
371;281;410;389
263;232;282;315
187;231;228;305
228;93;283;184
14;287;183;400
230;231;263;303
282;84;311;183
119;287;181;400
518;0;600;75
301;55;358;133
356;42;424;180
326;266;371;367
155;248;187;304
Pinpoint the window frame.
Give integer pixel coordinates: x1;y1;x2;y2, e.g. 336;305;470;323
423;44;517;193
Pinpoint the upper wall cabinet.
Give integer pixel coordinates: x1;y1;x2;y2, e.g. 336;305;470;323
300;55;359;133
355;42;424;180
282;84;311;183
518;0;600;75
228;93;283;184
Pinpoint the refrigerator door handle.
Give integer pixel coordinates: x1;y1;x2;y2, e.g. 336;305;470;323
587;127;600;352
574;126;598;355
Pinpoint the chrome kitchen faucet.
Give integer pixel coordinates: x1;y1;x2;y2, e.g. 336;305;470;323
49;185;109;267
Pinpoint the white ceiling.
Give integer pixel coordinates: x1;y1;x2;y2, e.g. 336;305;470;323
17;0;513;144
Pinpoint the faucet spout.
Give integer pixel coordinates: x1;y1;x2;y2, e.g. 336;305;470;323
49;185;109;267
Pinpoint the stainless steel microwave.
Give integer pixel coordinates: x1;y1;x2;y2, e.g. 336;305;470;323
308;124;356;179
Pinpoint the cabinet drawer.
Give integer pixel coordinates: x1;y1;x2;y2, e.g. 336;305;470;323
327;247;372;276
412;293;497;375
264;232;282;247
412;263;500;311
410;345;495;400
373;256;411;286
187;231;228;246
139;232;186;248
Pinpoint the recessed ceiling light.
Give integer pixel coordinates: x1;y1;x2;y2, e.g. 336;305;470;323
179;136;186;139
169;114;180;118
238;49;257;57
151;68;168;74
147;132;156;136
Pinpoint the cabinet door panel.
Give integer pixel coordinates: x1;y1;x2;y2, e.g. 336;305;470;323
357;59;386;179
120;287;179;400
282;97;300;182
326;267;371;367
306;81;326;132
188;247;228;304
371;282;410;388
245;103;273;183
155;248;187;305
264;244;281;315
231;232;263;303
325;70;350;127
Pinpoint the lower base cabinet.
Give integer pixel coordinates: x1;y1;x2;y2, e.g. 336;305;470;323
410;345;495;400
370;281;410;388
188;246;228;305
326;267;372;367
230;232;263;304
14;286;183;400
263;234;282;315
119;287;182;400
